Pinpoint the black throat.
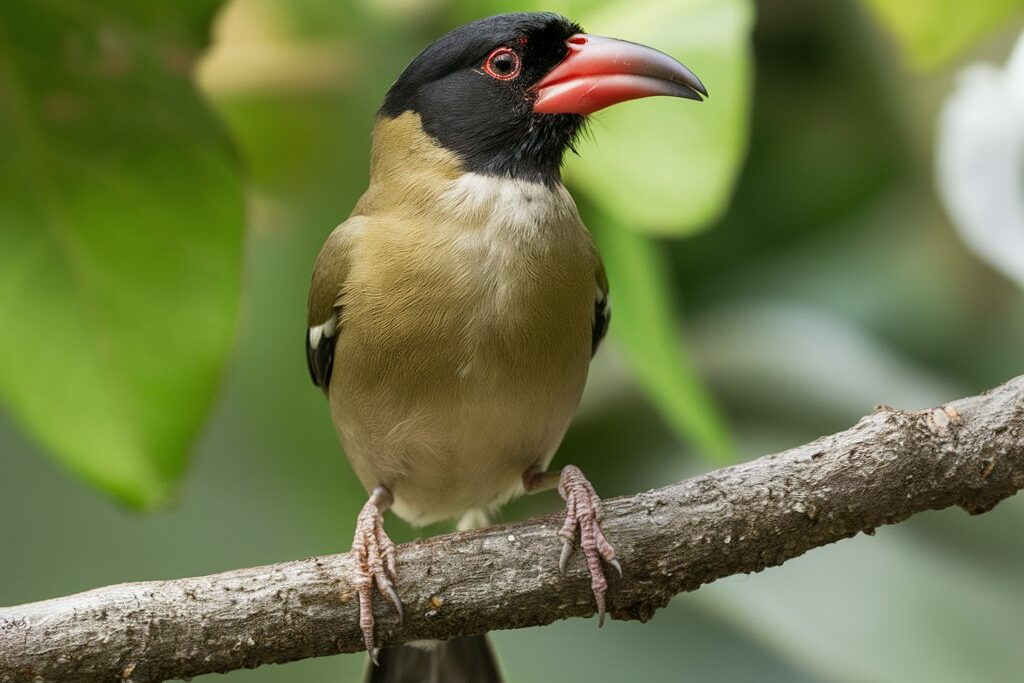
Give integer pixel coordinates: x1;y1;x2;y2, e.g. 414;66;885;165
379;107;584;186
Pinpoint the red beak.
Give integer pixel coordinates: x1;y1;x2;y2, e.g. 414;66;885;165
531;34;707;115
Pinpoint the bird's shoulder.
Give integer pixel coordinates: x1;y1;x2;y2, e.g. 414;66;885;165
305;214;369;389
307;215;368;325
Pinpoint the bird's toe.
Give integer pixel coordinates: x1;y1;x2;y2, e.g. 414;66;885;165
556;465;619;626
352;491;403;662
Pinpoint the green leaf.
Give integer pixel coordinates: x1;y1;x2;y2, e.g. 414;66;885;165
0;3;244;508
589;213;733;463
565;0;754;235
863;0;1024;69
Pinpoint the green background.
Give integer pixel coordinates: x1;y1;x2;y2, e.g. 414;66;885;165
2;0;1024;681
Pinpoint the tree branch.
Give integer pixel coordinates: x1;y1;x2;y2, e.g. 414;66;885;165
3;376;1024;683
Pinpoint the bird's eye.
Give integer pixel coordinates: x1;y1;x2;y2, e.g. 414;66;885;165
483;47;521;81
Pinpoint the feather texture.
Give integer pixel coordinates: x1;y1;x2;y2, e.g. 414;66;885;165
307;113;607;525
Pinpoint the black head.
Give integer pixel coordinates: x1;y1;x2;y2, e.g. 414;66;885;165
379;13;584;185
379;13;708;186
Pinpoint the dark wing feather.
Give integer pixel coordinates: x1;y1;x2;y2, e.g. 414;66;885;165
306;218;359;393
305;323;337;389
592;294;610;356
592;258;611;357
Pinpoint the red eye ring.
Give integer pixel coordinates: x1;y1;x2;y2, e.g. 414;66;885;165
483;47;521;80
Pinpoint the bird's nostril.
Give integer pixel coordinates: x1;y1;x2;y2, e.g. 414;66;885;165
568;35;587;45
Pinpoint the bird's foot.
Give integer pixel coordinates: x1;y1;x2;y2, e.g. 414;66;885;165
557;465;620;626
352;486;403;663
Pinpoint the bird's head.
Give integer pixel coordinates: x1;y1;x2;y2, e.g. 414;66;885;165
378;12;706;185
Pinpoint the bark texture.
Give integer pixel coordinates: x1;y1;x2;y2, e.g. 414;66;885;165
2;375;1023;683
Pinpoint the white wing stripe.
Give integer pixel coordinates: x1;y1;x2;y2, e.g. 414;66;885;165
308;317;337;350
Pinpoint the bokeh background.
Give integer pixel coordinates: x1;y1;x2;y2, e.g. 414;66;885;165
3;0;1024;681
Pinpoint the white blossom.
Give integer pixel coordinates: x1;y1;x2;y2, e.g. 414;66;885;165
937;30;1024;287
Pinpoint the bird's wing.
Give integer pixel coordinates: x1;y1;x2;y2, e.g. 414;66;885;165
306;216;364;391
592;257;611;357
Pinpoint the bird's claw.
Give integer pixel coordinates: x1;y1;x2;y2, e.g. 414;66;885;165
352;489;401;662
557;465;619;627
381;582;404;623
608;557;622;578
559;539;574;574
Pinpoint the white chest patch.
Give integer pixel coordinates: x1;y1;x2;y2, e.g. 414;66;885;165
440;173;579;241
439;174;582;287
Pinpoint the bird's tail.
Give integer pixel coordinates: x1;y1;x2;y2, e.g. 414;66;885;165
364;635;503;683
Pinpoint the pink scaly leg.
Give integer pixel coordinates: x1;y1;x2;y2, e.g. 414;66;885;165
351;486;402;664
524;465;620;626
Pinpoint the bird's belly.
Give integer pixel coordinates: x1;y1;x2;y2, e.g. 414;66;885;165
387;374;583;525
330;255;594;525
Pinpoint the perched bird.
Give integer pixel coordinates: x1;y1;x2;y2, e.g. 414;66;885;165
306;11;706;681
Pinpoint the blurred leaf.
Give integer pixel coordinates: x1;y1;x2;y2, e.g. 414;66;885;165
863;0;1024;69
696;512;1024;682
565;0;754;234
692;302;961;426
937;29;1024;288
589;212;733;463
496;600;816;683
671;0;906;294
0;3;244;508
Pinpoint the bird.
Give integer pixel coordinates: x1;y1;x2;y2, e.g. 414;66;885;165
305;11;706;681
